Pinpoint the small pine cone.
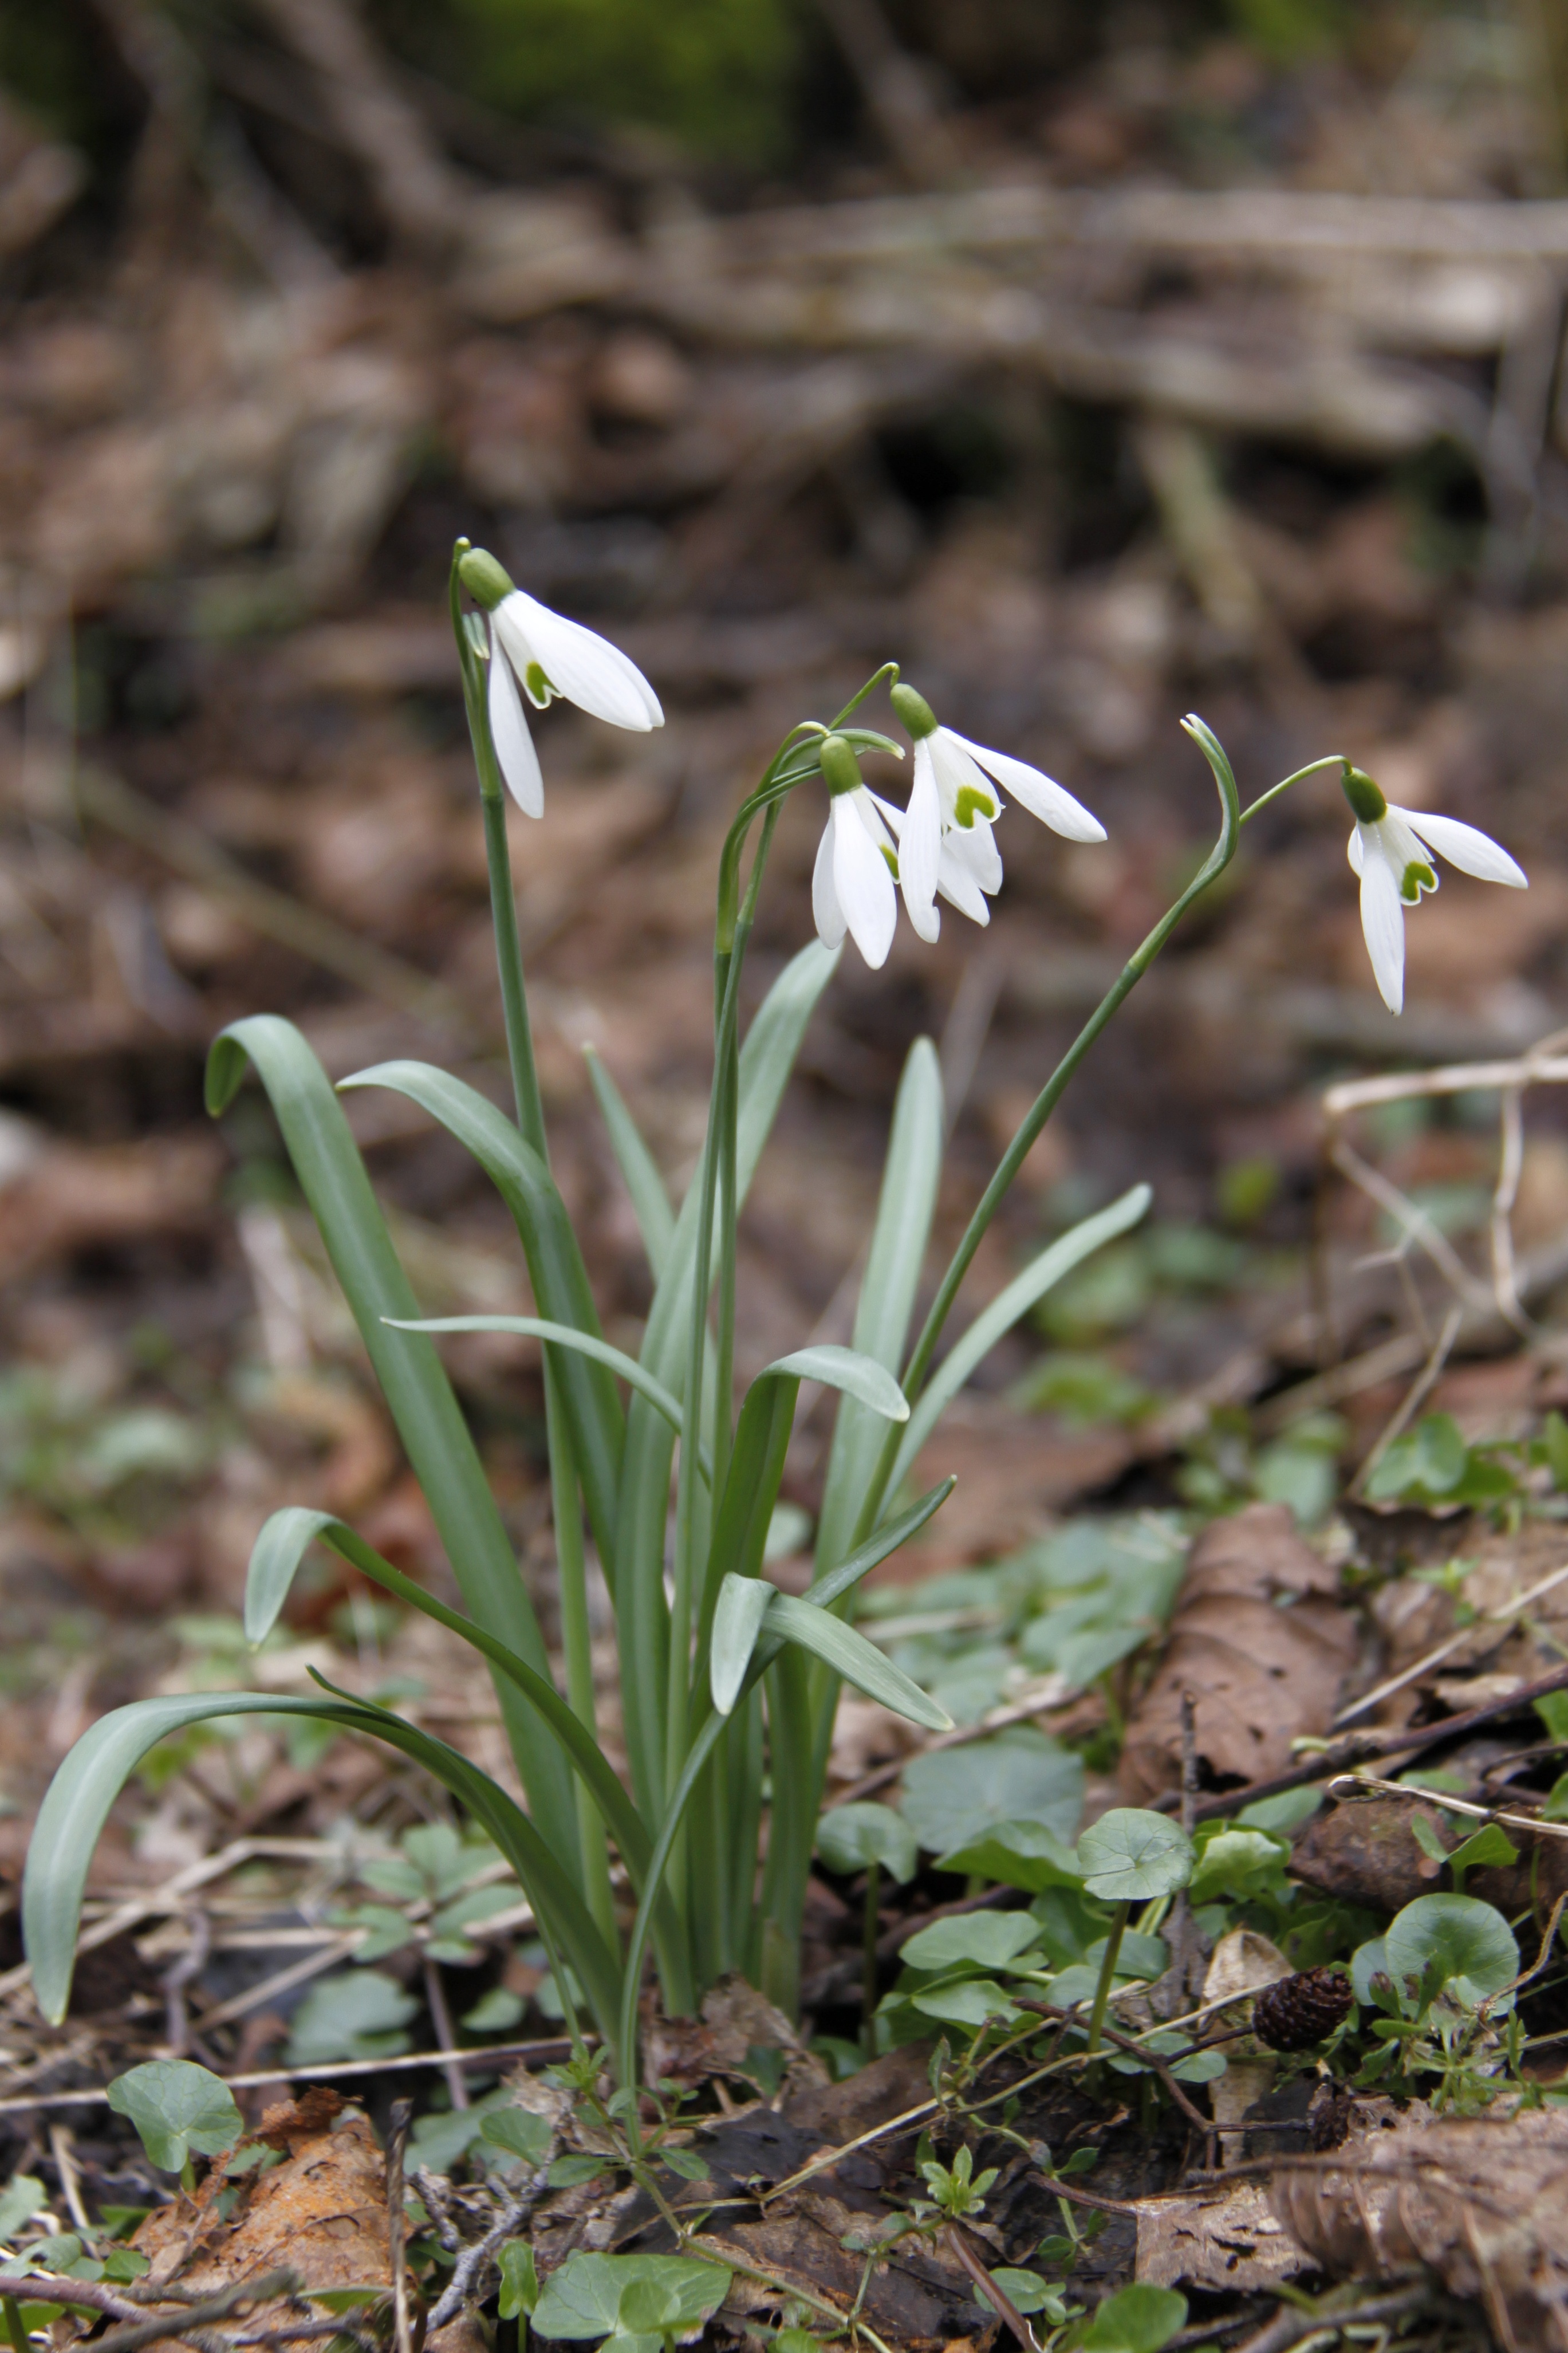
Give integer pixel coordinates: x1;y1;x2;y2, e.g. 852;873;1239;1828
1252;1968;1353;2052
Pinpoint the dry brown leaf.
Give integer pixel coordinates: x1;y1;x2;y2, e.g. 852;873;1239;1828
132;2091;393;2314
1120;1504;1358;1803
0;1136;221;1280
1271;2104;1568;2352
1136;2181;1310;2292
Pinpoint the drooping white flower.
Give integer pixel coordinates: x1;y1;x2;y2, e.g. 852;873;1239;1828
812;735;900;970
889;683;1105;941
1341;763;1527;1015
458;546;661;817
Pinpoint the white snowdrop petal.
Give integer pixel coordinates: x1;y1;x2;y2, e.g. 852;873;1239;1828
947;729;1106;843
833;796;896;969
899;741;943;942
812;817;846;950
944;813;1002;896
1347;825;1365;877
928;731;1001;827
936;844;991;925
1360;845;1407;1014
488;624;545;817
1403;809;1528;889
495;589;662;731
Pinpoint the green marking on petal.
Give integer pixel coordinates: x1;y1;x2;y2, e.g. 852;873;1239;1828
953;784;998;830
523;662;556;708
1401;860;1437;903
880;846;899;879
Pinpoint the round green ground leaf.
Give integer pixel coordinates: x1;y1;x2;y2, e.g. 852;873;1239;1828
106;2062;243;2175
1081;2283;1188;2353
533;2253;730;2342
817;1803;917;1883
1077;1809;1192;1902
1385;1894;1518;2005
901;1911;1041;1974
900;1729;1083;1855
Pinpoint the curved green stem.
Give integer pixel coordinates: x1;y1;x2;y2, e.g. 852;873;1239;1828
1086;1902;1130;2056
849;714;1243;1552
1238;753;1344;828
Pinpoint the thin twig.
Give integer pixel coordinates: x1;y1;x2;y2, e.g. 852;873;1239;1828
0;2038;573;2115
386;2099;413;2353
48;2123;91;2237
426;2165;552;2331
1327;1770;1568;1840
944;2223;1040;2353
1348;1301;1462;1499
1233;2287;1431;2353
421;1959;468;2113
1332;1554;1568;1727
89;2269;302;2353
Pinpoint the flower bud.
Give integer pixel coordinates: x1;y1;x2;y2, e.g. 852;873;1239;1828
1341;764;1388;824
820;734;862;797
890;682;938;740
458;547;516;612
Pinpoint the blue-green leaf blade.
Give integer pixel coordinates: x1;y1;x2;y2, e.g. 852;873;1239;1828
763;1593;952;1731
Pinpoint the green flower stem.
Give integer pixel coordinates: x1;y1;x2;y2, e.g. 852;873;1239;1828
850;716;1244;1556
1237;753;1345;829
1086;1902;1130;2058
450;543;547;1159
2;2296;26;2353
546;1354;617;1944
862;1859;883;2060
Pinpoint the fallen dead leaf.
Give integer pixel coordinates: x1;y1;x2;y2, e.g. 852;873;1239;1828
132;2089;393;2319
1120;1504;1358;1803
1271;2103;1568;2352
1137;2180;1309;2293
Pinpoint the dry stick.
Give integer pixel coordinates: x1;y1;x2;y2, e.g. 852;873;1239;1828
1333;1553;1568;1728
1180;1654;1568;1825
1347;1299;1463;1500
943;2224;1040;2353
1328;1770;1568;1842
0;2037;573;2116
1234;2287;1431;2353
421;1959;469;2113
426;2162;552;2332
46;2269;303;2353
385;2099;413;2353
1015;2002;1212;2135
48;2123;90;2236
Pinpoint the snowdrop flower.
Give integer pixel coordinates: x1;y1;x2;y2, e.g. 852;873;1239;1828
813;734;900;970
458;546;661;816
1342;763;1527;1015
888;683;1105;941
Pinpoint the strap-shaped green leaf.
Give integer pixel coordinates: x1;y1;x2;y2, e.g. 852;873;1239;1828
583;1046;673;1281
885;1185;1152;1497
816;1036;942;1574
204;1017;575;1863
614;940;840;1821
710;1576;774;1715
23;1692;623;2049
385;1316;684;1437
339;1061;623;1562
802;1477;956;1612
762;1594;952;1731
700;1347;907;1644
243;1509;660;1905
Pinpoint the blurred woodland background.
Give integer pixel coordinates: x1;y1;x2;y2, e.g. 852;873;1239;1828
6;0;1568;1889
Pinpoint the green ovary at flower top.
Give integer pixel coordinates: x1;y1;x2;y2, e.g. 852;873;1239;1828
19;539;1479;2096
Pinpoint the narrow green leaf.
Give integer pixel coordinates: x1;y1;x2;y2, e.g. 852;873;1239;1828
763;1595;952;1731
23;1692;624;2052
583;1046;673;1281
710;1577;774;1715
817;1037;942;1573
384;1317;684;1437
203;1018;575;1863
242;1509;660;1903
885;1185;1152;1494
338;1060;623;1559
761;1345;908;1422
615;940;840;1820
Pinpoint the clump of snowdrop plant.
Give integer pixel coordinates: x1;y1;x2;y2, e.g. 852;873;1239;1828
21;544;1526;2116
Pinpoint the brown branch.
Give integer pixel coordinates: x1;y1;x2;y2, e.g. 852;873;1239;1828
90;2270;304;2353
